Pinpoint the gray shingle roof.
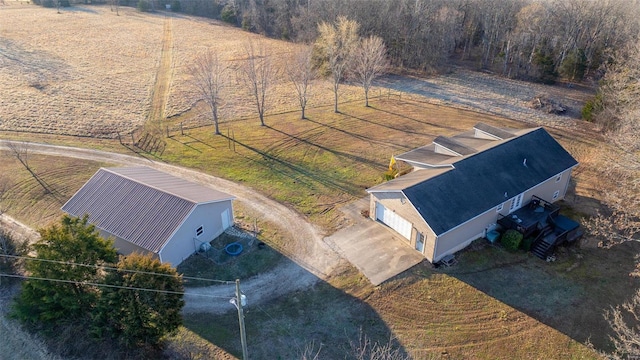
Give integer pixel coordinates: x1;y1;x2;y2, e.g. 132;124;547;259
373;128;578;236
433;135;478;155
474;122;516;139
61;167;234;253
395;144;456;167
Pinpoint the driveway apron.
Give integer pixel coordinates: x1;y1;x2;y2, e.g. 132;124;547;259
326;197;425;285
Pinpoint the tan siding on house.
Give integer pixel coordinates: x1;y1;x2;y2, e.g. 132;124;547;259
369;192;437;262
432;169;575;262
432;210;497;262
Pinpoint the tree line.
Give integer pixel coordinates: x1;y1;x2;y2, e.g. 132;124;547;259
189;18;389;133
39;0;639;84
156;0;640;85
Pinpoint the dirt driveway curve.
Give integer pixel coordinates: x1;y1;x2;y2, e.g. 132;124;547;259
0;140;343;314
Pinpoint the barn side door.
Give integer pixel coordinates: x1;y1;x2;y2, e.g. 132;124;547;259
221;208;231;229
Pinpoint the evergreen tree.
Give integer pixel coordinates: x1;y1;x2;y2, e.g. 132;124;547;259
92;253;184;348
13;215;117;325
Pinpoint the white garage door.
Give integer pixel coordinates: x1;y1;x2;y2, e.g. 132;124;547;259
375;202;412;240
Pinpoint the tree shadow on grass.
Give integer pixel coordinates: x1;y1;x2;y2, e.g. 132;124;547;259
366;104;467;134
263;125;386;168
338;110;438;138
182;263;409;359
220;134;365;197
166;136;203;153
440;194;640;353
303;116;416;151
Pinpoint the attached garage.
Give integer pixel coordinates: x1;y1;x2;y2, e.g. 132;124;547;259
375;202;412;240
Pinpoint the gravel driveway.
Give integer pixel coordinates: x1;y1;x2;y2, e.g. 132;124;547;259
0;140;343;314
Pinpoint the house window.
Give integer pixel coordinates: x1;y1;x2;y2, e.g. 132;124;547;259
555;174;562;183
553;190;560;200
496;203;504;212
196;226;204;237
509;193;524;213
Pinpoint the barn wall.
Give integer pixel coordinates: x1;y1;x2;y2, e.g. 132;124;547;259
159;200;234;267
98;230;158;260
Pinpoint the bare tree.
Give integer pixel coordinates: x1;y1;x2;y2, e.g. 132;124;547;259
298;340;322;360
584;151;640;249
315;16;360;113
350;331;408;360
239;41;276;126
350;35;389;107
6;142;51;194
603;288;640;359
188;50;227;135
286;46;316;119
109;0;120;16
595;40;640;151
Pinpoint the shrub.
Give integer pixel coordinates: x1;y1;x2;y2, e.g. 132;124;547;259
582;93;603;122
137;0;151;12
501;229;523;252
521;237;535;252
171;0;181;12
221;4;237;24
241;14;252;31
383;168;398;181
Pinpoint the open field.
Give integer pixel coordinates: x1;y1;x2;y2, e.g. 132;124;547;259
0;3;369;138
0;3;634;359
0;4;163;137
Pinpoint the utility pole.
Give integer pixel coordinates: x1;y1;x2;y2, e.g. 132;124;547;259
236;279;249;360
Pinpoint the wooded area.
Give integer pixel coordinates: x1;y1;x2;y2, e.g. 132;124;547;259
158;0;640;84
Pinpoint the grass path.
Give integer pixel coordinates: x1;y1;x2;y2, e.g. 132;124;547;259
146;14;174;132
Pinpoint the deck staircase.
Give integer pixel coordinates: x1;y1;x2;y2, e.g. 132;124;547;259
531;224;555;259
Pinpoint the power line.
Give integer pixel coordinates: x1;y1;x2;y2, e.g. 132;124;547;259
0;272;234;300
0;254;235;285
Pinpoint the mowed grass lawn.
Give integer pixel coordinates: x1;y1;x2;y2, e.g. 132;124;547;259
0;95;618;359
161;97;524;231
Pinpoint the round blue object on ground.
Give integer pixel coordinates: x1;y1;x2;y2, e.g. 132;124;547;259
225;242;243;256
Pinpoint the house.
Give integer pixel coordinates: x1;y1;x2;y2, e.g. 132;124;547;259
366;123;578;263
62;166;235;266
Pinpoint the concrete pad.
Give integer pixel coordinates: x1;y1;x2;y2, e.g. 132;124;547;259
325;197;425;286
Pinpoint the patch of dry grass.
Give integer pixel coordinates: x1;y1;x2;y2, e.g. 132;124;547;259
0;4;375;138
0;151;109;228
0;4;163;137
